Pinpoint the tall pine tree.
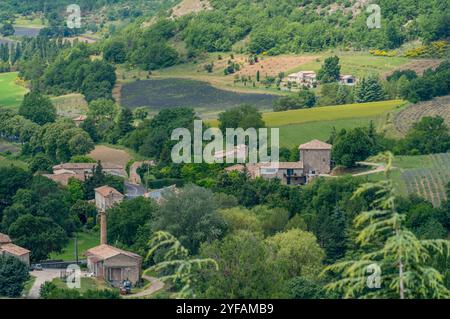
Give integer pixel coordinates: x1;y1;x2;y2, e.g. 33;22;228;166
325;152;450;299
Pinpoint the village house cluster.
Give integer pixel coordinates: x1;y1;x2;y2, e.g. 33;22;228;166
1;138;332;290
224;139;333;185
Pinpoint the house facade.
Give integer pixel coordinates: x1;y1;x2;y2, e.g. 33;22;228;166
286;71;317;88
339;75;357;86
225;139;332;185
85;186;142;287
299;139;332;175
85;244;142;287
52;163;126;178
94;186;124;213
0;233;30;267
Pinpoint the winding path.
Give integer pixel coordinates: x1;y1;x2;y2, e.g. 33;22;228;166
123;275;165;299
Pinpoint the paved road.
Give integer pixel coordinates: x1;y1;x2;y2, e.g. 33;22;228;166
125;182;147;199
129;161;155;185
28;269;62;299
123;275;164;299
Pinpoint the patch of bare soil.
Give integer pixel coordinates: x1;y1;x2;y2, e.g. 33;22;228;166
171;0;212;18
214;55;318;78
383;59;443;79
89;145;132;167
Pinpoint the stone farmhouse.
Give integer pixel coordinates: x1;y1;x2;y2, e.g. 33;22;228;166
286;71;317;88
53;163;126;178
284;71;356;88
0;233;30;267
339;74;357;86
85;186;142;287
44;163;127;186
226;139;332;185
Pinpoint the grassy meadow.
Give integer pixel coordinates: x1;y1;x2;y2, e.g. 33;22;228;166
206;100;406;147
149;51;412;94
50;232;99;261
51;277;112;293
0;72;28;109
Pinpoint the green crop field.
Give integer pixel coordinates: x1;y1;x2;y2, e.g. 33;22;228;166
279;118;383;148
272;100;406;147
0;72;28;109
50;231;99;261
206;100;406;147
367;153;450;207
263;100;405;127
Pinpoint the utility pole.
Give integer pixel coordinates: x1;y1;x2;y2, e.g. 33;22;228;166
74;234;79;264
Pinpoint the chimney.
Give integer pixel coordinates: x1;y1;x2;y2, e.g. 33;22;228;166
100;211;107;245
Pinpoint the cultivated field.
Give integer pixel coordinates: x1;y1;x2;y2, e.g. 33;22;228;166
214;55;318;78
279;118;384;148
393;154;450;207
51;93;89;118
262;100;405;127
287;52;411;78
120;78;279;114
0;72;28;108
88;145;133;167
383;59;443;78
394;95;450;135
150;51;413;96
367;153;450;207
205;100;405;147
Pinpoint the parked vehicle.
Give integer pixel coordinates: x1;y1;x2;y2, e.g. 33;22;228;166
120;280;132;295
31;264;43;271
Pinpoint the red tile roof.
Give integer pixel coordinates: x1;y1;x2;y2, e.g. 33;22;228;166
85;244;141;261
0;243;30;256
94;186;124;198
53;163;124;170
0;233;11;244
299;139;332;150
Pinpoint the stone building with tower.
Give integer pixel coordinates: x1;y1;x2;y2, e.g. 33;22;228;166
85;186;142;287
226;139;332;185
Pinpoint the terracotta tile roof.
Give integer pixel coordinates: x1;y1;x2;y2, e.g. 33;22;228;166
85;244;141;261
94;186;124;198
225;164;245;172
0;243;30;256
53;163;124;170
299;139;332;150
43;173;85;186
273;162;304;169
73;115;87;121
0;233;11;244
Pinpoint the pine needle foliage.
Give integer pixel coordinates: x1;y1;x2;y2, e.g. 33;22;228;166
324;152;450;299
145;231;218;298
